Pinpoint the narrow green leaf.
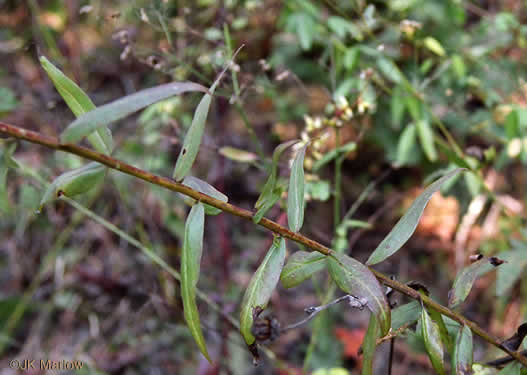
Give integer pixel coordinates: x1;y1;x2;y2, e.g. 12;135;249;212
451;54;466;80
39;162;106;210
496;248;527;296
448;256;503;308
61;81;207;146
497;362;521;375
240;237;287;345
173;93;212;181
416;119;438;161
280;251;327;288
327;16;363;40
173;48;242;181
391;301;420;330
391;85;406;129
362;313;380;375
396;123;417;166
253;187;282;224
219;146;258;163
327;252;391;335
377;58;404;84
452;325;473;375
287;145;307;232
0;141;17;213
405;95;421;120
312;142;356;172
40;56;113;155
180;203;210;362
255;140;298;210
366;169;464;265
429;307;453;353
180;176;228;216
423;37;446;56
422;305;446;375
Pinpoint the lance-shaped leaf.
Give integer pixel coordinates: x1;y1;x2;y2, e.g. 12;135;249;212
180;176;228;216
280;251;327;288
391;301;420;330
180;203;210;361
496;248;527;296
40;56;113;155
0;141;17;213
416;119;438;162
253;140;298;223
327;252;391;335
377;57;404;84
253;187;282;224
240;237;286;345
173;48;242;181
428;307;453;353
421;305;446;375
312;141;356;172
452;325;473;375
448;256;504;308
396;123;417;166
39;162;106;210
362;313;380;375
219;146;258;163
366;168;464;265
61;81;208;145
287;145;307;232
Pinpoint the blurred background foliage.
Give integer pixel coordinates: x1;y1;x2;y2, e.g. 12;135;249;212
1;0;527;374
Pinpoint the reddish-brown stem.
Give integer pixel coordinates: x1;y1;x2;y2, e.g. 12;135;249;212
0;120;526;367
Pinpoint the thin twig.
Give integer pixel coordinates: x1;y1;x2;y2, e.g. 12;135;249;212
282;295;367;332
1;120;526;367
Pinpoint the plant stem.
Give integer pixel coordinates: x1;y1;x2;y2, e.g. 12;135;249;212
333;127;342;232
1;120;526;367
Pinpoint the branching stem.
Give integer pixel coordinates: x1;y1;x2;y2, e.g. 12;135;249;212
1;120;526;367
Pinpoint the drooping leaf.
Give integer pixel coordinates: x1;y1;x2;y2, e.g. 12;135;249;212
362;313;380;375
327;252;391;335
416;119;438;161
40;56;113;155
496;248;527;296
366;168;464;265
312;142;356;172
61;81;207;146
391;301;420;330
180;176;228;216
280;251;327;288
287;145;307;232
448;256;504;308
421;305;446;375
219;146;258;163
452;325;473;375
255;140;298;210
428;307;453;353
180;203;210;361
39;162;106;210
240;237;286;345
173;48;240;181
